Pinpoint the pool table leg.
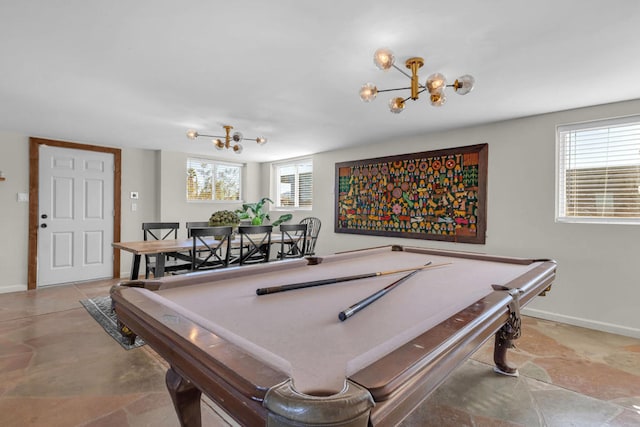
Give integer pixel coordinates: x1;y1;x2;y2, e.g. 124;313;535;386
166;367;202;427
493;332;518;375
493;315;521;376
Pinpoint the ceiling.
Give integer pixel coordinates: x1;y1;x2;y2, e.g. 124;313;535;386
1;1;640;163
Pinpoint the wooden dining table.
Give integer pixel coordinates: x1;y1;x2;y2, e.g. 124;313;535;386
113;233;290;279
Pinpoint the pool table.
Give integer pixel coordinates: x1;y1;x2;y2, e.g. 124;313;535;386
111;245;555;426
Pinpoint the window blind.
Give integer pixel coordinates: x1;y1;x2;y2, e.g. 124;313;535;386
557;115;640;223
274;159;313;209
186;158;242;201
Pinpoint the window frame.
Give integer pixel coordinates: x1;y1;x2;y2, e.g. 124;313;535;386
272;157;313;210
555;114;640;225
186;157;244;203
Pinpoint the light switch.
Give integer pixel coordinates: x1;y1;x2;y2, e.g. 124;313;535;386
17;192;29;202
130;191;139;199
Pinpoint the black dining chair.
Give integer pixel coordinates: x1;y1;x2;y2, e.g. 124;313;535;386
299;217;321;255
185;221;215;264
190;226;233;271
278;223;307;260
186;221;210;237
238;225;273;265
141;222;191;278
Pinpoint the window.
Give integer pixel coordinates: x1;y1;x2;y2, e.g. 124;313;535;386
556;115;640;224
186;158;242;201
273;158;313;209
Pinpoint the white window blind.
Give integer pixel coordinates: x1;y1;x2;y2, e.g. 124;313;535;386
557;115;640;224
274;159;313;209
186;158;242;201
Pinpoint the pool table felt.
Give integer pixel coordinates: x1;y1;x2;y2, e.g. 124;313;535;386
123;247;542;394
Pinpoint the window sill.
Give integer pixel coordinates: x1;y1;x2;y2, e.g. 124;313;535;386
556;216;640;225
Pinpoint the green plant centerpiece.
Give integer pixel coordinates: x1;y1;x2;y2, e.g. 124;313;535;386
236;197;292;226
208;210;240;239
208;210;241;227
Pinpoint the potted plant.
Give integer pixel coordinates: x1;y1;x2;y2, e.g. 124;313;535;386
208;210;241;239
208;210;241;227
236;197;292;226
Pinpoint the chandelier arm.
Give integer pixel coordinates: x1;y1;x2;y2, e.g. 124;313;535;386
197;134;226;139
193;133;258;142
391;64;427;89
376;87;413;93
392;64;412;79
402;88;428;103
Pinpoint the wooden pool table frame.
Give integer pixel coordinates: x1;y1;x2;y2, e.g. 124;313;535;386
111;245;556;426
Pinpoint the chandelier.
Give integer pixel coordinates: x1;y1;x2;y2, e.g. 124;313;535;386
186;125;267;154
359;48;475;113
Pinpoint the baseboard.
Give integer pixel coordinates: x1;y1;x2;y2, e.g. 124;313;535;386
523;307;640;339
0;284;28;294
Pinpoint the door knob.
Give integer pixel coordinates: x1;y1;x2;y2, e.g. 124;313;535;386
41;214;48;219
40;223;47;228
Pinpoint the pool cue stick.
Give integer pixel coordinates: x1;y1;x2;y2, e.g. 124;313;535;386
256;261;449;295
338;263;431;321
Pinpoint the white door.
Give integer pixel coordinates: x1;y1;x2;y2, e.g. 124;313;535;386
38;145;114;286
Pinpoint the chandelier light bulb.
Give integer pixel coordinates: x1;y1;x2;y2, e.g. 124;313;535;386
359;83;378;102
389;97;405;113
214;139;225;150
373;48;395;70
426;73;447;94
233;144;243;154
453;74;475;95
186;129;199;139
232;131;243;142
430;91;447;107
256;137;267;145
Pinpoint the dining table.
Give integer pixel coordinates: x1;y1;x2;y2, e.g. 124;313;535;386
113;232;290;279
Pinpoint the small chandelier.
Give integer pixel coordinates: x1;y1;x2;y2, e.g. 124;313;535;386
186;125;267;154
360;48;475;113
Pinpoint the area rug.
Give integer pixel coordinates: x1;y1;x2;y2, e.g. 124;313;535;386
80;296;145;350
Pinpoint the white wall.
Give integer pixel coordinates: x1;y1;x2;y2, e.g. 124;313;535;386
0;133;30;292
271;99;640;338
118;148;161;276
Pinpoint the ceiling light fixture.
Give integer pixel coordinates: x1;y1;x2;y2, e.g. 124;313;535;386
186;125;267;154
360;48;475;113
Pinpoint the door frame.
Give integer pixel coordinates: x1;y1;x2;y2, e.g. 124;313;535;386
28;137;122;290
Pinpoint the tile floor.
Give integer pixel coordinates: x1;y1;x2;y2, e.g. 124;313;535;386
0;278;638;427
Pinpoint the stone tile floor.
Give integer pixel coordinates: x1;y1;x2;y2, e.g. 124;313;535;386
0;278;638;426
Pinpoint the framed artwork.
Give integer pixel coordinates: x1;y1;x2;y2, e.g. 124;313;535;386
335;143;487;244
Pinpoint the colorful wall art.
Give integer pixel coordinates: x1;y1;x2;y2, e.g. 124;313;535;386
335;144;487;244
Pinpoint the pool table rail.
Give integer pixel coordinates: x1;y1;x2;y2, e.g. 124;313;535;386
112;285;290;426
353;257;556;426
